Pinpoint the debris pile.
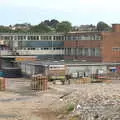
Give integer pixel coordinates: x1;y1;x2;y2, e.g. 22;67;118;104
55;84;120;120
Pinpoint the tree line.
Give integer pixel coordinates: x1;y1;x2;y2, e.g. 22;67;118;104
0;20;112;33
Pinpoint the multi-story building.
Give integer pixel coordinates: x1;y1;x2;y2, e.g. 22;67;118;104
0;33;65;59
0;24;120;62
64;31;101;62
64;24;120;63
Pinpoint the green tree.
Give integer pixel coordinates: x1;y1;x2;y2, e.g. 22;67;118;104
30;23;52;33
97;21;111;31
42;19;59;28
56;21;72;33
0;26;12;32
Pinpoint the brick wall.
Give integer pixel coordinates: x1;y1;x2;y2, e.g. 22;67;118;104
101;32;120;62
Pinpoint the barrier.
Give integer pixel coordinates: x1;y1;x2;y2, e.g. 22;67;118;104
31;74;48;91
0;77;5;91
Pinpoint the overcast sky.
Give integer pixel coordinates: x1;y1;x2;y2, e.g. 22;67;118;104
0;0;120;26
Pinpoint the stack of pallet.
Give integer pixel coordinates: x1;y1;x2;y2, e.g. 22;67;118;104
31;74;48;91
0;77;5;91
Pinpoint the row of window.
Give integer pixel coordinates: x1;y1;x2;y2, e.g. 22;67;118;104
65;48;101;56
112;47;120;51
22;48;64;50
66;35;101;40
20;41;64;48
0;35;101;41
0;35;65;41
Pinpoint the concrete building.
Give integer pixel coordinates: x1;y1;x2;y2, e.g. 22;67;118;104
0;33;65;59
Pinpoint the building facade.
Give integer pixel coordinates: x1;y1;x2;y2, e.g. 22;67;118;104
0;33;65;59
0;24;120;62
64;24;120;63
64;32;102;62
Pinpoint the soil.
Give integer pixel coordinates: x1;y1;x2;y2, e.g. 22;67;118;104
0;78;120;120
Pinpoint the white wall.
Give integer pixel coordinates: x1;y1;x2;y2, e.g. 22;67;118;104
0;50;12;55
17;50;64;55
68;65;107;74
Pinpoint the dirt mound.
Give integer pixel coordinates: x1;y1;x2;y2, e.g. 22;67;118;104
33;108;57;120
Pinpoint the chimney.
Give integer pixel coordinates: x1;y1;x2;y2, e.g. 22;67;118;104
112;24;120;32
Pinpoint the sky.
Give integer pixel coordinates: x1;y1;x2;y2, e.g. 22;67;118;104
0;0;120;26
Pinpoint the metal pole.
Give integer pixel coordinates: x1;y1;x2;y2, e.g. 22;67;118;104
52;36;53;60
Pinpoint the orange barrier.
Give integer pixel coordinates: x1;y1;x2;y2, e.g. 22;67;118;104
0;77;5;91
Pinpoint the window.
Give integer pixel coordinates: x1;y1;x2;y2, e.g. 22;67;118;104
67;36;71;40
68;48;71;55
48;36;52;40
78;48;83;56
90;48;96;56
31;48;35;50
53;36;56;40
95;35;101;40
44;48;49;50
36;36;39;40
41;36;49;40
84;48;89;56
112;47;120;51
95;48;101;56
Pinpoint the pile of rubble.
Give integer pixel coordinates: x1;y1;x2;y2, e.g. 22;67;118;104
73;95;120;120
55;84;120;120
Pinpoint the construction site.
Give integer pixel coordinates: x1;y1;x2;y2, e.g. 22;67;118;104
0;56;119;120
0;24;120;120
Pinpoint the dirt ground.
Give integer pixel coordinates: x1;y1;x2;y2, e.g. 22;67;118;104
0;78;120;120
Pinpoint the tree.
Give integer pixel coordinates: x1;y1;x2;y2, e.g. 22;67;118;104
56;21;72;33
0;26;12;32
49;19;59;28
30;23;52;33
97;21;111;31
42;19;59;28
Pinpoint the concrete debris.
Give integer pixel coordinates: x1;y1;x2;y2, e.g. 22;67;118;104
55;83;120;120
0;78;120;120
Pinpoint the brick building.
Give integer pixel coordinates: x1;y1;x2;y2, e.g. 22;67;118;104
64;24;120;63
101;24;120;62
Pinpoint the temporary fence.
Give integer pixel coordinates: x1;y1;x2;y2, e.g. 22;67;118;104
31;74;48;91
0;77;5;91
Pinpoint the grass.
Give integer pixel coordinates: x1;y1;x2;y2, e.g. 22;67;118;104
67;104;75;112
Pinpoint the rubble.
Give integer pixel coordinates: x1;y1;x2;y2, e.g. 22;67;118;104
0;78;120;120
55;83;120;120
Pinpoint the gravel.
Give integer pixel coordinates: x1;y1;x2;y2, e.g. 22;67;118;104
1;78;120;120
55;83;120;120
